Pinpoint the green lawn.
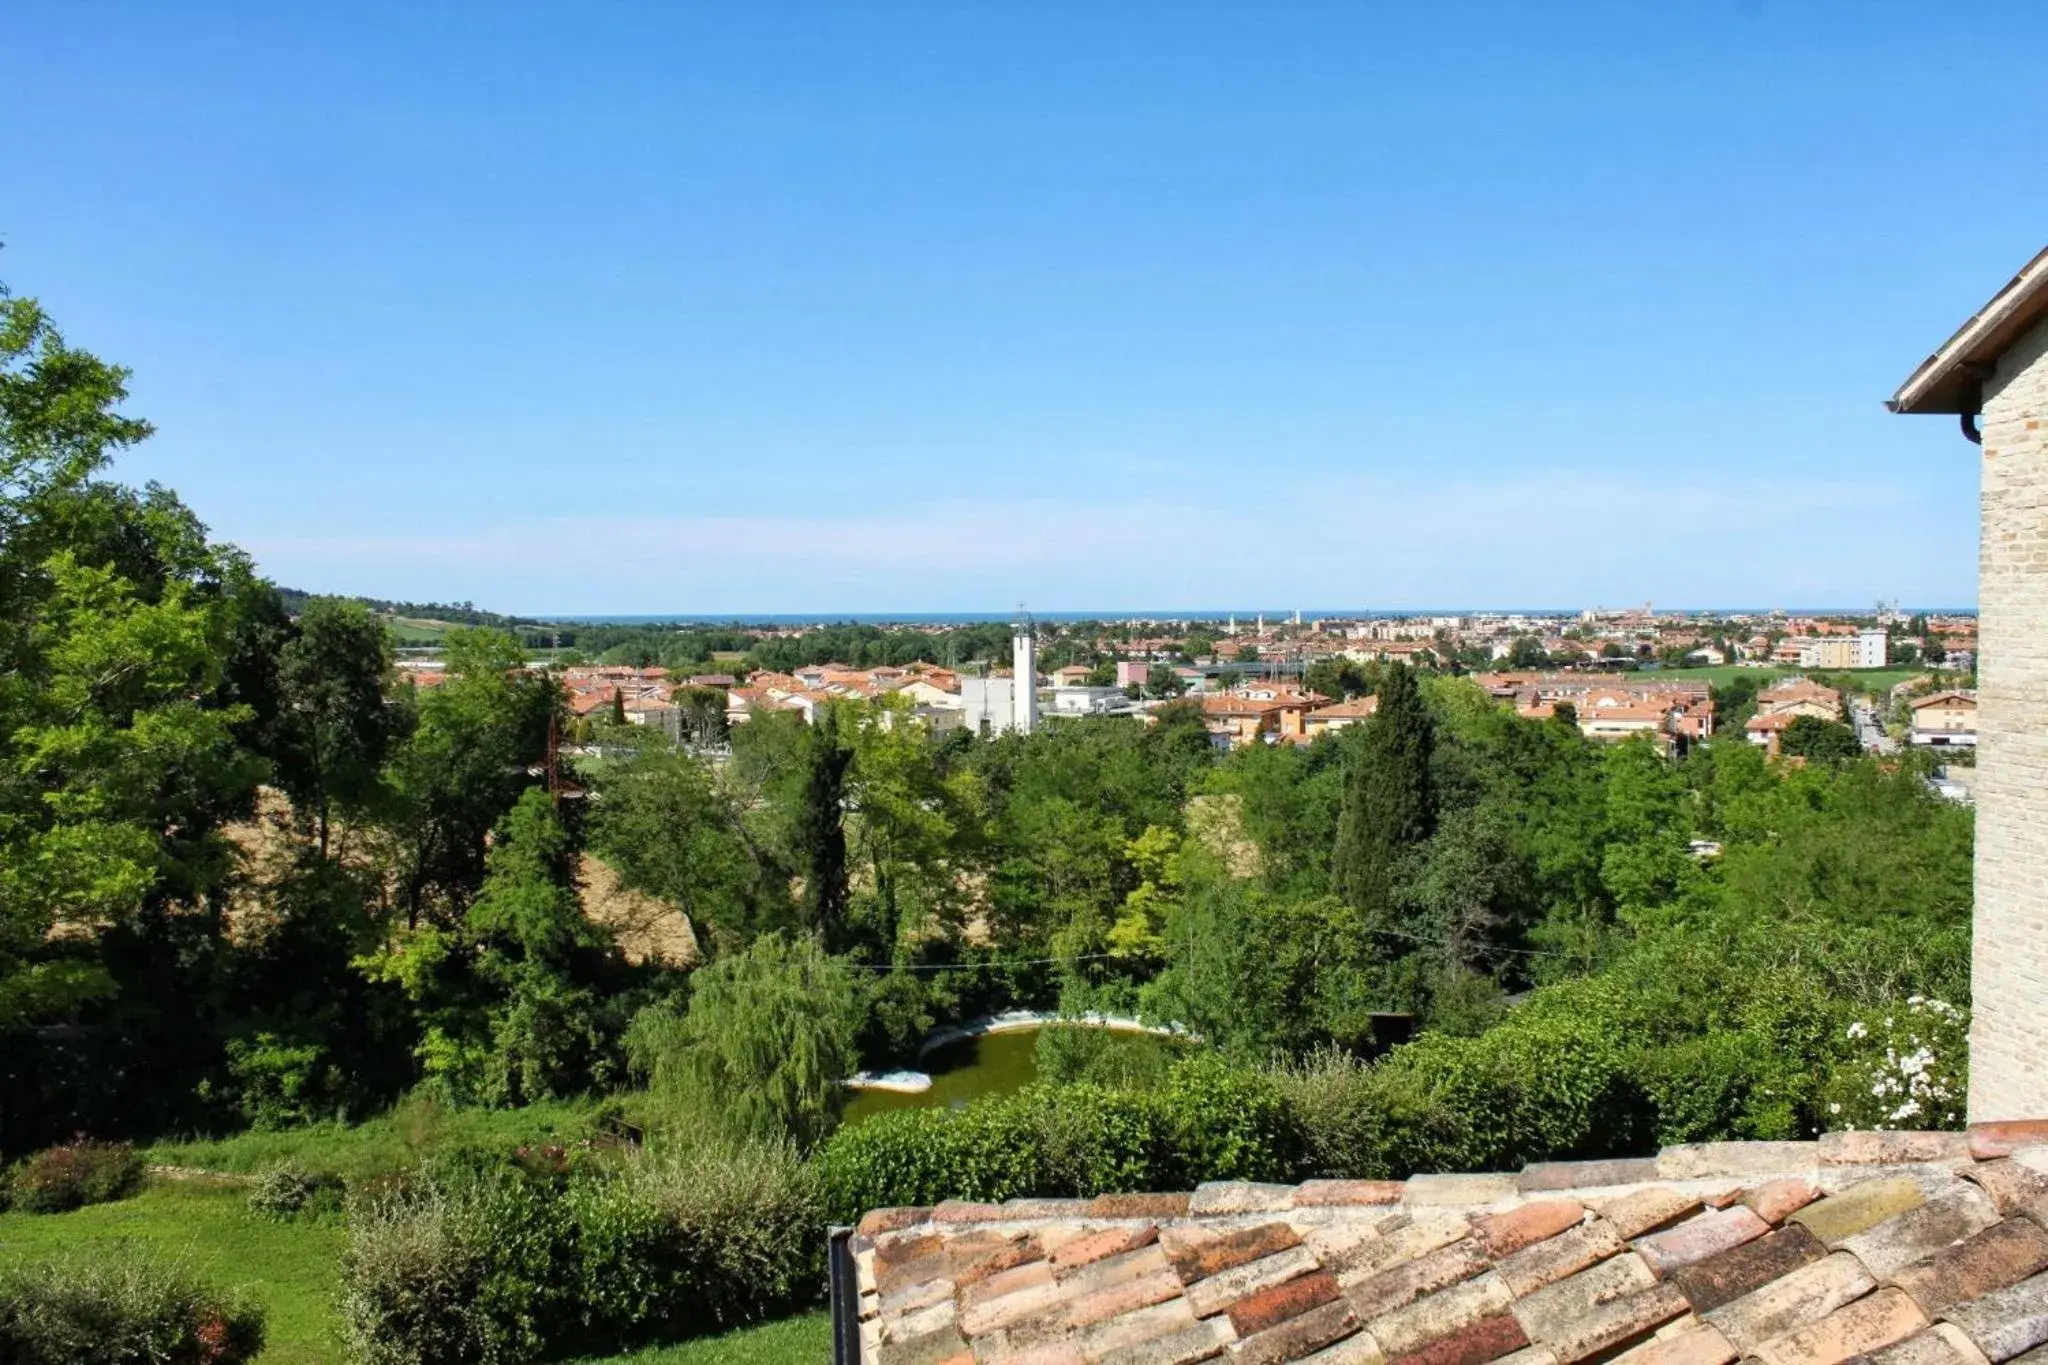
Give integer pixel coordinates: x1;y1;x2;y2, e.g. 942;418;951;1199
145;1095;607;1180
0;1180;827;1365
568;1313;830;1364
0;1180;346;1365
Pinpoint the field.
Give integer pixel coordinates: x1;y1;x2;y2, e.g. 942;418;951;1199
1634;664;1931;693
0;1180;345;1365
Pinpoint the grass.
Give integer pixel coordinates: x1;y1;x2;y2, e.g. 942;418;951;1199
568;1313;831;1364
0;1179;346;1365
144;1095;610;1180
0;1177;826;1365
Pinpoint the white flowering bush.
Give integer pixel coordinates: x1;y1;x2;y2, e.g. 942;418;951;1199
1821;997;1968;1131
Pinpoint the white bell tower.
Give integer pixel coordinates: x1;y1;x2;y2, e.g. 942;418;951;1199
1012;611;1038;736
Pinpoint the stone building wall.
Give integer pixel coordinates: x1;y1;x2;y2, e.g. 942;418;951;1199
1973;312;2048;1121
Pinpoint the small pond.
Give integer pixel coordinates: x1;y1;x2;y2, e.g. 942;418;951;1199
842;1025;1176;1125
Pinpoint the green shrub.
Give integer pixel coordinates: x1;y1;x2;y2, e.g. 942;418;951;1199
6;1139;146;1214
340;1141;824;1364
818;1056;1298;1221
1033;1025;1186;1090
0;1247;265;1365
1273;1049;1394;1180
247;1163;348;1221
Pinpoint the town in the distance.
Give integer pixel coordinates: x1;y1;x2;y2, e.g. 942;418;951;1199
389;599;1981;774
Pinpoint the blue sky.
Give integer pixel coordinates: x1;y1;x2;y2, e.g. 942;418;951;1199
6;3;2040;614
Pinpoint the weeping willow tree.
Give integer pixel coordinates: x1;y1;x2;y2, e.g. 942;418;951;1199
627;933;862;1149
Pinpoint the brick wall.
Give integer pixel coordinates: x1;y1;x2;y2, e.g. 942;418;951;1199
1972;312;2048;1121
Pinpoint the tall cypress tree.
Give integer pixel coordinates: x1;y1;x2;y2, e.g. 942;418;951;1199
796;705;853;951
1332;663;1436;922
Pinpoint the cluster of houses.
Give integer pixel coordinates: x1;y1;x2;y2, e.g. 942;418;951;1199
399;648;1980;760
1471;672;1717;746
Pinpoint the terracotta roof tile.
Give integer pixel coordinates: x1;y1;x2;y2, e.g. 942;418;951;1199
853;1124;2048;1365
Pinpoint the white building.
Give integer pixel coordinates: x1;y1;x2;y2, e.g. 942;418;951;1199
1012;619;1039;736
1854;628;1889;669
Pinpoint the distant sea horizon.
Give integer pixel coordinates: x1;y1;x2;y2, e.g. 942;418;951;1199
527;606;1980;626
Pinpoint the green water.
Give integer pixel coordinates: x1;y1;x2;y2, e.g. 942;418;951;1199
843;1029;1044;1125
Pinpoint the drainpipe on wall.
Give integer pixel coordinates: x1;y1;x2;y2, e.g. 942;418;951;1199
828;1225;859;1365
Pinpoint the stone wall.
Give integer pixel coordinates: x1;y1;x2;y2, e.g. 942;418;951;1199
1973;312;2048;1121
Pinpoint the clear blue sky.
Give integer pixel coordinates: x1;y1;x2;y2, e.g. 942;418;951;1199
7;2;2041;614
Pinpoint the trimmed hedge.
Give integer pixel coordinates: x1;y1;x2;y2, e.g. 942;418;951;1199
0;1248;265;1365
818;1055;1296;1221
821;964;1890;1216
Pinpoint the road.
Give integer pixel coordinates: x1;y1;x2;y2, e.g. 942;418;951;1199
1850;698;1897;755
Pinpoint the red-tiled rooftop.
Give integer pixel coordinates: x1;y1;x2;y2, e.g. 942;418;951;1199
850;1121;2048;1365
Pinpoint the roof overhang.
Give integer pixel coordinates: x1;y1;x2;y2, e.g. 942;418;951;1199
1890;246;2048;415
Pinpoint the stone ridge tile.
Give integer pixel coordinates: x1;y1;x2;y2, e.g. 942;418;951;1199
977;1343;1085;1365
1657;1143;1820;1182
1488;1348;1559;1365
1836;1193;2003;1281
1096;1320;1230;1365
1526;1282;1687;1362
1297;1181;1409;1208
1671;1224;1828;1315
863;1206;936;1237
882;1251;959;1300
1231;1299;1361;1365
1068;1269;1186;1330
1608;1323;1736;1365
953;1232;1050;1290
1075;1297;1203;1360
1473;1202;1587;1261
883;1277;959;1317
937;1200;1016;1224
1383;1312;1529;1365
1228;1271;1345;1338
1005;1199;1095;1220
1821;1134;1976;1168
1164;1223;1305;1284
1818;1167;1976;1199
1971;1125;2048;1163
1867;1329;1984;1365
1635;1208;1771;1279
1497;1221;1627;1299
1894;1221;2048;1318
1748;1181;1823;1226
964;1260;1057;1312
1091;1193;1195;1221
1748;1286;1928;1365
1323;1220;1473;1288
1056;1226;1164;1274
890;1298;962;1345
1366;1271;1514;1357
1295;1331;1390;1365
1512;1254;1656;1336
1346;1242;1493;1322
1930;1322;1997;1365
881;1321;971;1365
1939;1269;2048;1363
1186;1247;1323;1320
1518;1160;1659;1194
1699;1252;1877;1352
1590;1190;1705;1240
1406;1175;1520;1208
1060;1246;1175;1302
1963;1163;2048;1220
1794;1182;1930;1246
879;1231;950;1274
1191;1183;1300;1217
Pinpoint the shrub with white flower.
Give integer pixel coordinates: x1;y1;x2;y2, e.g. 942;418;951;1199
1821;996;1968;1131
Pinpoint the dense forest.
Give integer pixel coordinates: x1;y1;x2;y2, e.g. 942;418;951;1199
0;280;1976;1362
